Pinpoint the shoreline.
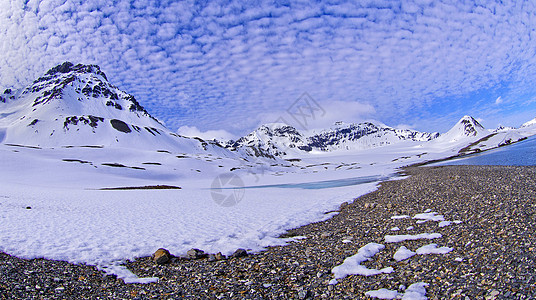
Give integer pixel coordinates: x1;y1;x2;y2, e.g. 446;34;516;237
1;165;535;299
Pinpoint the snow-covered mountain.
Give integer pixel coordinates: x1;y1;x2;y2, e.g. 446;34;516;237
521;116;536;128
0;62;223;153
434;115;487;143
225;123;310;158
307;121;439;152
226;121;440;158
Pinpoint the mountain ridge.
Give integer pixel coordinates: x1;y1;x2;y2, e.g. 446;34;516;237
224;121;441;158
1;62;535;159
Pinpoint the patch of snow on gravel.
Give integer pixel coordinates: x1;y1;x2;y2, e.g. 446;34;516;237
413;212;444;223
331;243;393;283
391;215;410;219
393;246;416;261
365;282;429;299
384;233;442;243
415;244;453;255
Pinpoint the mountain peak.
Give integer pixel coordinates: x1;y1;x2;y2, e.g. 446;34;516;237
23;62;151;118
456;115;484;136
44;62;108;81
437;115;487;142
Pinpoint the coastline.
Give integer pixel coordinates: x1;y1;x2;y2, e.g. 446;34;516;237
1;165;535;299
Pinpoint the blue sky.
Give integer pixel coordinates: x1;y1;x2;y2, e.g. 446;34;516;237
1;0;536;139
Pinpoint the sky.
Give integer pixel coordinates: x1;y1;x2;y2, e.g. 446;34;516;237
1;0;536;139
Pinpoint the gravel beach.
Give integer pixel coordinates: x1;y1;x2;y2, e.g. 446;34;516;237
1;165;535;299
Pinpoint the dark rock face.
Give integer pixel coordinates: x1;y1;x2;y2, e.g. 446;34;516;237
460;117;484;136
45;62;108;81
105;101;122;110
63;115;104;129
308;123;380;150
125;95;145;113
110;119;131;133
46;62;74;75
1;89;15;103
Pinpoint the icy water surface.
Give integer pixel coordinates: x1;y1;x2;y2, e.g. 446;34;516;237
241;174;395;190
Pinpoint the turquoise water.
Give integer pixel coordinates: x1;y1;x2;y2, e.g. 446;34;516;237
240;174;394;190
435;135;536;166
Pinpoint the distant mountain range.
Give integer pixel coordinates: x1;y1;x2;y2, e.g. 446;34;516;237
224;122;440;158
1;62;535;160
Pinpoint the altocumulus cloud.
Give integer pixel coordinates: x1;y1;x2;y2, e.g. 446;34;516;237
1;0;536;134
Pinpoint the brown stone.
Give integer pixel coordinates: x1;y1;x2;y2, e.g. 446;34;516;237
152;248;171;265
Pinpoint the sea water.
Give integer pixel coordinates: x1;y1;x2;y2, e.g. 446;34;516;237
435;135;536;166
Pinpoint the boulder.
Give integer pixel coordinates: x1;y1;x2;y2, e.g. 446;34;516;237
186;248;206;259
231;248;248;258
153;248;171;265
208;252;226;262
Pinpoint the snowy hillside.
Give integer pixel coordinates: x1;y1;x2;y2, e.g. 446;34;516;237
521;116;536;128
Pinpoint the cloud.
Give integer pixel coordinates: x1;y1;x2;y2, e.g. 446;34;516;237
177;125;236;141
495;96;503;105
1;0;536;135
256;96;375;132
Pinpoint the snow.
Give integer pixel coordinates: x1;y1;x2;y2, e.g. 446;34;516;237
521;117;536;128
365;282;428;299
331;243;393;281
390;227;400;231
391;215;410;219
365;288;400;299
393;244;452;262
402;282;429;299
415;244;453;255
413;212;444;223
393;246;416;261
0;174;379;280
384;233;442;243
438;221;452;227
